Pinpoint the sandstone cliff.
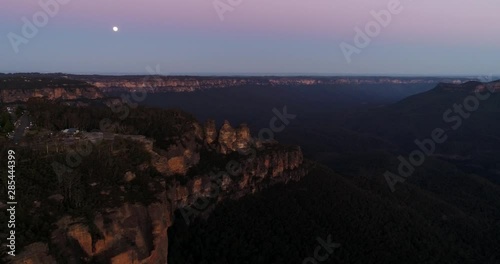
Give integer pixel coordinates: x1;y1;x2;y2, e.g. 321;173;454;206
0;76;105;103
11;120;308;264
0;87;104;103
1;74;463;103
79;75;443;93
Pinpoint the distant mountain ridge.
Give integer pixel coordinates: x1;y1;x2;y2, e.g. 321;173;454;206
434;80;500;92
345;79;500;184
0;73;486;104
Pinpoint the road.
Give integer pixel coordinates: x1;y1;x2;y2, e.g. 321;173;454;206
13;113;30;144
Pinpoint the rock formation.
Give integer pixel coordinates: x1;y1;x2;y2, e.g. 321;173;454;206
0;87;104;103
11;119;309;264
204;120;217;145
81;75;444;93
1;74;474;103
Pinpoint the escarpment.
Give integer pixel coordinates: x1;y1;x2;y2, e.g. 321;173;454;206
10;119;308;264
0;76;105;103
0;86;104;103
80;76;443;93
1;74;463;103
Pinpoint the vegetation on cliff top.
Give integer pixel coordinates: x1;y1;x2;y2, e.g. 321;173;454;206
0;101;198;256
0;138;163;253
0;76;95;90
26;99;197;147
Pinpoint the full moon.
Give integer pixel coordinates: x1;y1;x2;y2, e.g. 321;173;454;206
112;26;119;32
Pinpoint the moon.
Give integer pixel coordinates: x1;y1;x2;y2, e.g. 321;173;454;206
112;26;119;32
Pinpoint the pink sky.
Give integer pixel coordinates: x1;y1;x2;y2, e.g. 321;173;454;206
2;0;500;74
4;0;500;41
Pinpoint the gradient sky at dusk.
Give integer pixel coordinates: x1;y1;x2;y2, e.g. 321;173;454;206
1;0;499;75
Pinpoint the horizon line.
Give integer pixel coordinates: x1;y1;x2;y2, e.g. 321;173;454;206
1;72;498;79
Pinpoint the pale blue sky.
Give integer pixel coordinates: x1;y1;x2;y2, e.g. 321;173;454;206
1;0;499;75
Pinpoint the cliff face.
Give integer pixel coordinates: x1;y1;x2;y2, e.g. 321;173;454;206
2;74;470;102
81;76;443;93
0;87;104;103
11;120;308;264
85;77;315;93
90;78;250;92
